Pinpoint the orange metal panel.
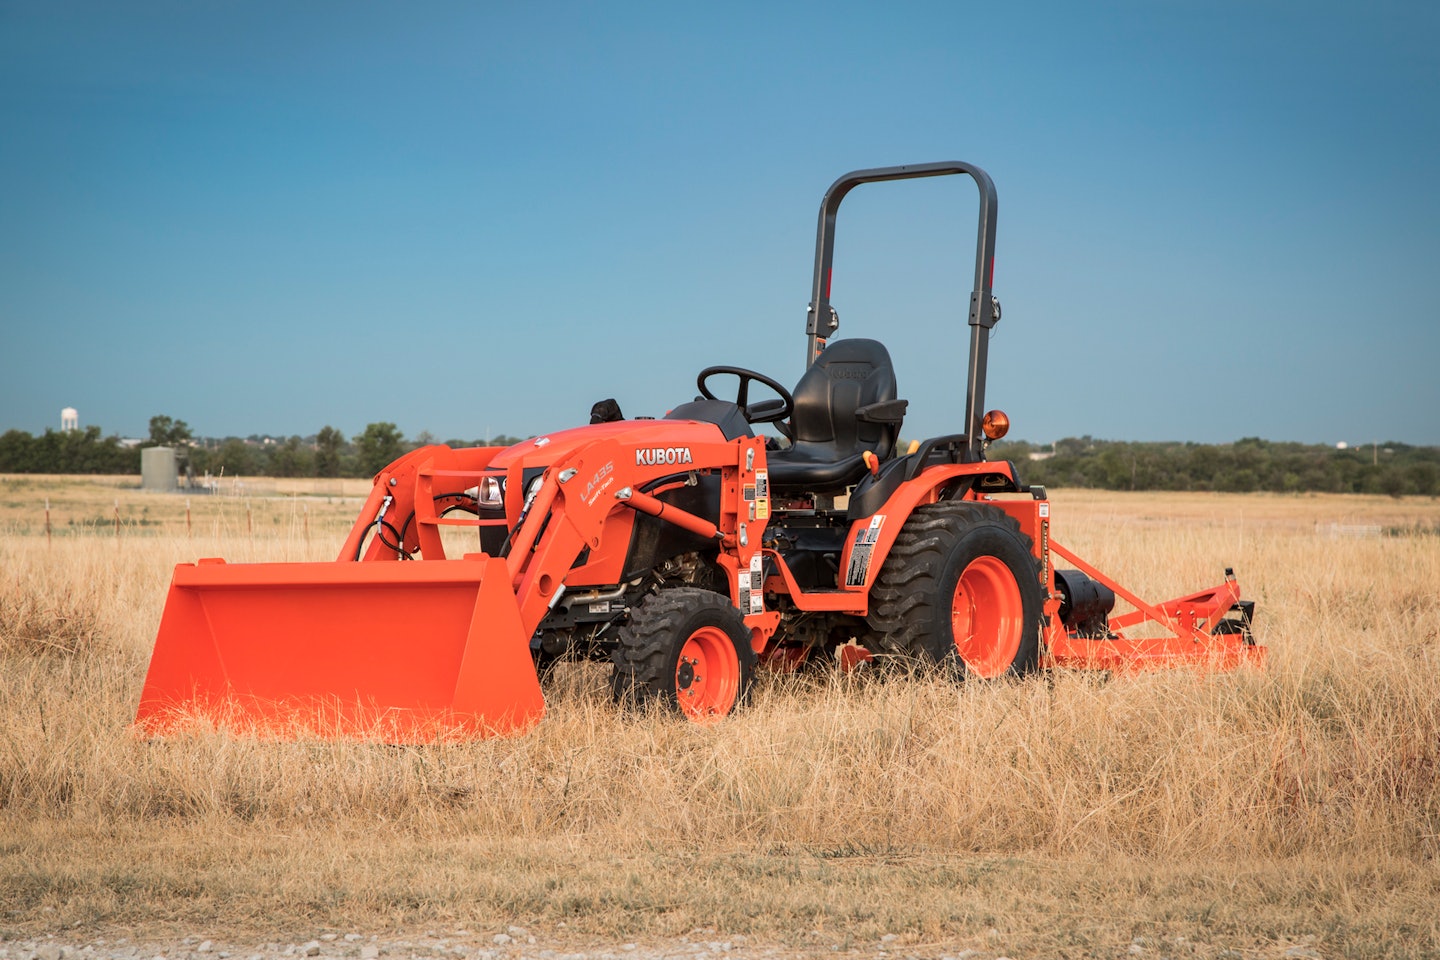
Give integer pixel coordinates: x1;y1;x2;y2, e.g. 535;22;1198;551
1046;631;1266;671
135;556;543;741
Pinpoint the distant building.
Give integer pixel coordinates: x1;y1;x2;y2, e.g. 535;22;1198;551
61;407;78;432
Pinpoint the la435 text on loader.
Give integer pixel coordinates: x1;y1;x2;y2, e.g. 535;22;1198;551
136;162;1263;741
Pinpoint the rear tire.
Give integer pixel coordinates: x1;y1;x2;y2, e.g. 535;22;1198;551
867;502;1042;678
611;588;756;721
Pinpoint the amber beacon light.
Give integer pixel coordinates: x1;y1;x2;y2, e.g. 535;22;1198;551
982;409;1010;440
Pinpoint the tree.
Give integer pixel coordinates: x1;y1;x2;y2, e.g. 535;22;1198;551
212;438;254;476
315;425;344;477
354;422;404;476
146;415;192;447
269;436;313;478
1;426;139;473
0;430;36;472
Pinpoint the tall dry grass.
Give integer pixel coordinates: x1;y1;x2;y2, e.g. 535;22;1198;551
2;479;1438;954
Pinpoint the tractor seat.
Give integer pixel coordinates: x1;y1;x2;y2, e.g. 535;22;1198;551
767;338;907;493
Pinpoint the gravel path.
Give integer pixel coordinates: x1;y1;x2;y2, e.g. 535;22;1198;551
0;929;1329;960
0;931;1002;960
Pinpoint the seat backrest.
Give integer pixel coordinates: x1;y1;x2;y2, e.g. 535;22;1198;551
788;338;901;462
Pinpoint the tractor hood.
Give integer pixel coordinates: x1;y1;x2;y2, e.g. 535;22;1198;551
487;418;734;473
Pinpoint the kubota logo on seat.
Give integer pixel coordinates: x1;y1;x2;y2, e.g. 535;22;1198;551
636;446;694;466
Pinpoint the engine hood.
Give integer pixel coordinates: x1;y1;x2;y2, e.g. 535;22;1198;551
487;419;732;472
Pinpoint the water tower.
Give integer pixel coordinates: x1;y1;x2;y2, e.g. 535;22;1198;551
61;407;78;432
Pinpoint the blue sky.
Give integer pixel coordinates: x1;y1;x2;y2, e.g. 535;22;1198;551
2;1;1436;446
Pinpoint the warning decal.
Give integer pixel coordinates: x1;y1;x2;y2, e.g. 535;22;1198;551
844;514;886;587
749;553;765;614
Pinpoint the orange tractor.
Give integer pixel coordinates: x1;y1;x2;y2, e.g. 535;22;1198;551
136;162;1263;741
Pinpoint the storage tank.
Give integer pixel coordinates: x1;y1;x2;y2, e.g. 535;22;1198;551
141;446;179;492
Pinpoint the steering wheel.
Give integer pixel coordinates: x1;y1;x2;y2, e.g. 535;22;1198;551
697;366;795;425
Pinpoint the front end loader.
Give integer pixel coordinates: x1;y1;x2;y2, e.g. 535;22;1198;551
136;162;1264;741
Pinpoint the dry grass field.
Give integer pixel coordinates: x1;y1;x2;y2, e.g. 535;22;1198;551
2;476;1438;958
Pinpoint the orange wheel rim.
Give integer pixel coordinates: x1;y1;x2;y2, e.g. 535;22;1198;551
951;556;1023;677
675;625;740;721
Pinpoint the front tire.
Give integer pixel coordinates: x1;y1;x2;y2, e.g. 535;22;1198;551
867;502;1042;678
611;588;756;721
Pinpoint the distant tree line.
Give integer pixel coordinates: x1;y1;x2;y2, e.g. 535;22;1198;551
0;415;525;480
991;436;1440;497
0;425;141;474
2;417;1436;496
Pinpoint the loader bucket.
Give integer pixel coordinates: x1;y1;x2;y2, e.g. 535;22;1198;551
135;556;544;742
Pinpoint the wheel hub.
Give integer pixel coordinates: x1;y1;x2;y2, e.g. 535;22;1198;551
951;555;1024;677
673;624;739;720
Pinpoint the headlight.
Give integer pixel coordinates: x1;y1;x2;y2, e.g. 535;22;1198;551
477;477;504;507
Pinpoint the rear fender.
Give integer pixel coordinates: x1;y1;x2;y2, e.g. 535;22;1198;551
837;462;1020;594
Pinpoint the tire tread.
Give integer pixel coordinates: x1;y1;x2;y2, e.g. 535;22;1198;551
610;587;753;709
866;501;1041;673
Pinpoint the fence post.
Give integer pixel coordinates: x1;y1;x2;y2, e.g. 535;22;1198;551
113;499;120;539
45;497;52;547
186;498;192;538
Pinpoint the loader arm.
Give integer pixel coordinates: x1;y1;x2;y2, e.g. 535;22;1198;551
137;430;773;742
338;444;507;563
501;433;772;642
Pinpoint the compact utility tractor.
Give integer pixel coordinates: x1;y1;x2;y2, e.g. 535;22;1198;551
136;162;1263;741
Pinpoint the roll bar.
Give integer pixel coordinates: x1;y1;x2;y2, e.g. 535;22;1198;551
804;162;1000;461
